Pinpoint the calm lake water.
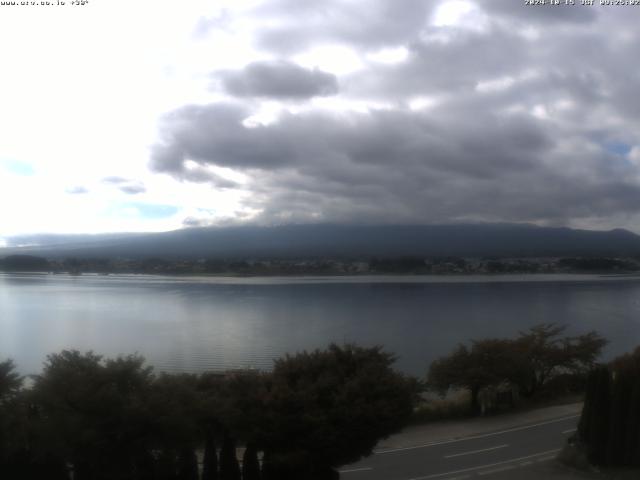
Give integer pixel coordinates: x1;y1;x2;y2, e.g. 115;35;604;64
2;273;640;376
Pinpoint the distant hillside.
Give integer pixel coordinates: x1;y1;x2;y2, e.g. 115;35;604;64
2;224;640;260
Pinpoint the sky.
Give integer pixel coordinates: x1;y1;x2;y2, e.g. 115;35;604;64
2;0;640;241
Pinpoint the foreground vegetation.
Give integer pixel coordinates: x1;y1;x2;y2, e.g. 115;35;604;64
427;324;607;414
0;324;626;479
576;347;640;467
0;345;418;480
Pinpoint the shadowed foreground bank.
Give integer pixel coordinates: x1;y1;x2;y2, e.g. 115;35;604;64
564;346;640;469
0;345;418;480
0;326;626;479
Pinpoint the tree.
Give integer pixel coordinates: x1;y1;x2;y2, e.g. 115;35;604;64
606;366;634;465
261;344;418;478
204;371;269;447
428;325;607;414
31;350;155;480
625;373;640;466
428;340;521;413
219;433;241;480
610;347;640;466
513;324;607;397
201;430;218;480
578;365;611;465
577;347;640;467
0;255;49;272
147;372;203;480
156;449;179;480
0;359;22;402
242;443;261;480
3;344;418;479
197;370;268;480
0;359;29;479
177;447;198;480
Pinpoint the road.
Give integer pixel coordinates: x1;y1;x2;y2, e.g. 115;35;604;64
339;414;579;480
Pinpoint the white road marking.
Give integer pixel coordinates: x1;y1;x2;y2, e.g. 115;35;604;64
444;444;508;459
339;467;373;474
377;415;579;454
407;448;561;480
562;428;577;434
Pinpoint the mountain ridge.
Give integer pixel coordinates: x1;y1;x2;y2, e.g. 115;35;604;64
2;223;640;259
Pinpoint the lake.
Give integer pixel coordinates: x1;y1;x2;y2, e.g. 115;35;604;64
1;273;640;376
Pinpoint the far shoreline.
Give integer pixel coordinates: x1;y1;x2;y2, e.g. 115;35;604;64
4;271;640;285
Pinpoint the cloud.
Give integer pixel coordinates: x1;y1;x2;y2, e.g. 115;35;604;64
3;0;640;237
146;3;640;231
475;0;597;24
218;61;338;99
102;176;129;184
119;184;147;195
150;99;640;226
249;0;437;54
102;176;148;195
150;136;240;189
151;103;293;171
65;186;89;194
344;27;530;99
192;10;231;39
182;216;205;227
152;102;547;172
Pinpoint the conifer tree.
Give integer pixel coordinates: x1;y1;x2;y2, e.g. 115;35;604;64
202;431;218;480
156;450;179;480
177;447;198;480
578;367;598;443
606;368;634;465
260;451;274;480
578;348;640;467
587;366;611;466
219;433;240;480
625;379;640;466
242;444;260;480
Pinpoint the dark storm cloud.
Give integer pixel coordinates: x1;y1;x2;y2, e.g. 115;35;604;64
244;150;640;227
160;2;640;228
218;61;338;99
151;103;549;175
151;100;640;224
151;103;302;171
150;125;239;189
181;168;238;189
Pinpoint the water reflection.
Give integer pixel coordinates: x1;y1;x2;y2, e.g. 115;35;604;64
1;273;639;376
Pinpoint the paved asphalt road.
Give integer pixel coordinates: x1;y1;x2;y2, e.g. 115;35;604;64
339;414;579;480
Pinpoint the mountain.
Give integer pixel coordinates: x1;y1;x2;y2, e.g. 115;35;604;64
2;224;640;259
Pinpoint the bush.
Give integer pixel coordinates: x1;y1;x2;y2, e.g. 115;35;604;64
410;391;472;423
577;347;640;467
0;344;419;479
